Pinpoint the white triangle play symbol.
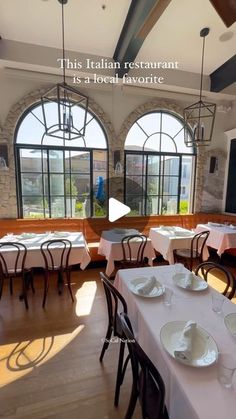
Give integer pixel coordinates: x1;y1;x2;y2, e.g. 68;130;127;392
108;198;130;222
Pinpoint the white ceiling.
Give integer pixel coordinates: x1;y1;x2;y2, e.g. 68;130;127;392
0;0;235;95
0;0;132;57
138;0;236;74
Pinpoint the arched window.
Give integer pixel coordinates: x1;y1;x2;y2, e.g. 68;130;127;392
15;102;108;218
124;111;196;215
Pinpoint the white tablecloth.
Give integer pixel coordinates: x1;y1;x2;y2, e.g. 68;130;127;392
196;224;236;256
149;226;199;264
0;232;91;270
114;265;236;419
98;230;156;276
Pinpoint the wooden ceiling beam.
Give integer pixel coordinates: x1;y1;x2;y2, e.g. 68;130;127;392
209;0;236;28
210;54;236;92
113;0;172;78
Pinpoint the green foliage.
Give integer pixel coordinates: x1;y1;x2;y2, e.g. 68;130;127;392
65;177;78;196
179;200;189;214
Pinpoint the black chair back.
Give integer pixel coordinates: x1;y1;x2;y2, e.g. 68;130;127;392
120;312;168;419
121;234;147;265
195;261;236;300
100;271;127;338
0;242;27;277
191;230;210;261
40;239;72;271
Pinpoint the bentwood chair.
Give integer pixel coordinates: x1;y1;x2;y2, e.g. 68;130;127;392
99;272;130;407
173;230;210;271
0;242;31;309
119;312;169;419
40;239;74;308
120;234;148;269
195;261;236;300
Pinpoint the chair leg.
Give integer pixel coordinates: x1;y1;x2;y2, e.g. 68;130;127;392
114;340;125;407
99;325;112;362
125;383;138;419
22;273;29;310
0;277;4;299
66;269;74;302
42;271;49;308
10;277;13;295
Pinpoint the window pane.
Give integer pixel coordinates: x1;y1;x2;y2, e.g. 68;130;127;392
126;196;143;215
49;150;63;172
160;133;176;153
70;151;90;173
50;174;64;195
22;197;45;218
161;113;183;138
125;123;147;150
137;113;161;136
51;197;65;218
163;176;179;195
20;149;42;172
164;156;179;176
147;176;159;195
147;155;159;175
144;134;161;152
126;155;146;175
21;173;43;195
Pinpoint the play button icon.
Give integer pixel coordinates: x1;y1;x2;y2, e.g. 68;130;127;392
108;198;130;222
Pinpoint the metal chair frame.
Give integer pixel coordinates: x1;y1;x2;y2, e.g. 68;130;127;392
0;242;30;309
195;261;236;300
121;234;148;268
174;230;210;271
40;239;74;307
119;312;168;419
99;272;130;407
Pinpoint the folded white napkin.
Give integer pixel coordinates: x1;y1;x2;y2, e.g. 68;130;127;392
174;320;197;361
183;273;194;289
137;276;157;295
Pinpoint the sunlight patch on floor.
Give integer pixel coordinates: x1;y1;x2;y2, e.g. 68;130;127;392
0;325;84;387
75;281;97;316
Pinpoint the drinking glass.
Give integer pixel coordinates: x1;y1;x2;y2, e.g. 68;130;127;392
217;353;236;388
212;294;224;314
163;288;173;306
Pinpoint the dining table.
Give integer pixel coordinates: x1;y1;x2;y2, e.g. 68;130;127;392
149;226;209;264
0;231;91;270
97;229;156;276
195;223;236;257
114;265;236;419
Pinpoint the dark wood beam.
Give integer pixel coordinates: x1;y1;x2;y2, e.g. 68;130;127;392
210;54;236;92
113;0;172;78
209;0;236;28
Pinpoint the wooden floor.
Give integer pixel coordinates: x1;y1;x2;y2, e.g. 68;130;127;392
0;259;235;418
0;267;141;419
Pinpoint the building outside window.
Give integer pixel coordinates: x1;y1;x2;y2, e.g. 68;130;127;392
15;102;108;219
124;111;196;215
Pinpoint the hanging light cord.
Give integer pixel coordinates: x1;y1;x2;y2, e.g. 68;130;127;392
61;1;66;84
199;34;206;103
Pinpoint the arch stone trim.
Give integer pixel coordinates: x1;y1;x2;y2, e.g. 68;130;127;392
0;86;116;218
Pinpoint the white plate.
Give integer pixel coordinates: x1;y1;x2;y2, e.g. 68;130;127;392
229;225;236;230
174;231;193;237
18;233;37;239
160;321;218;367
173;273;208;291
53;231;69;238
207;222;222;227
224;313;236;336
129;277;165;298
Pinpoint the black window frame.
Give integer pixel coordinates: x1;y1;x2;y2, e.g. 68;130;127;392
14;102;108;219
124;110;197;216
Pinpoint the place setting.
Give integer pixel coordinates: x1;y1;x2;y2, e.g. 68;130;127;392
128;275;165;298
172;264;208;292
160;319;218;368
